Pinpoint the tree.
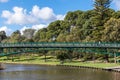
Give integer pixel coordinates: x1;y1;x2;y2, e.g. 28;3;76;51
76;10;96;27
65;10;83;26
113;11;120;19
0;31;7;42
56;33;67;42
60;21;71;33
47;20;64;41
94;0;112;26
9;30;23;42
23;29;35;39
102;18;120;42
34;28;47;42
56;50;71;64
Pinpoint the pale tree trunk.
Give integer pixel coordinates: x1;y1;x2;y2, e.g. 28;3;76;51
114;53;117;64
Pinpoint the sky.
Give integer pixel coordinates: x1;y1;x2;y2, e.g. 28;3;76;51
0;0;120;35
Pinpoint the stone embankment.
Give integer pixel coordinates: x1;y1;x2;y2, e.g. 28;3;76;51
57;65;120;73
105;66;120;72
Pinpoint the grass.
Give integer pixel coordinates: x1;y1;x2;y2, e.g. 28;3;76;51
64;61;120;68
0;56;120;69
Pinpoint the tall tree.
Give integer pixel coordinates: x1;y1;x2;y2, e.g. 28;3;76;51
94;0;112;26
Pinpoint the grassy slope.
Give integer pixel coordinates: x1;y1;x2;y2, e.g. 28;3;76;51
0;56;120;68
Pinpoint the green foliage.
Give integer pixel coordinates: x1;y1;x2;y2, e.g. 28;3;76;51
0;31;7;42
2;0;120;62
56;33;67;42
112;11;120;19
33;28;47;42
94;0;111;17
94;0;112;26
102;18;120;42
56;51;71;61
65;10;83;26
8;30;24;43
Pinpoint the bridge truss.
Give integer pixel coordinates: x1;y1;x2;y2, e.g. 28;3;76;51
0;42;120;57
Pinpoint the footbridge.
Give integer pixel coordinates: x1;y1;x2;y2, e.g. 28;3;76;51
0;42;120;48
0;42;120;56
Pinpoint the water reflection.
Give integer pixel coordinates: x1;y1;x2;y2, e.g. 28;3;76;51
0;64;120;80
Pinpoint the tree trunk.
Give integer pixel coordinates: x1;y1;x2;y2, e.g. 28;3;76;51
105;54;109;63
114;53;117;64
44;54;47;62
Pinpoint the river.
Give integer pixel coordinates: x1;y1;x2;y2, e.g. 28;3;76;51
0;63;120;80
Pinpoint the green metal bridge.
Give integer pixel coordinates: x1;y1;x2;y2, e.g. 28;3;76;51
0;42;120;48
0;42;120;56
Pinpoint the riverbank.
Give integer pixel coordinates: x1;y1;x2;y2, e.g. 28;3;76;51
0;60;120;69
0;56;120;72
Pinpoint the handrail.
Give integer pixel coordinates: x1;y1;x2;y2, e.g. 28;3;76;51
0;42;120;48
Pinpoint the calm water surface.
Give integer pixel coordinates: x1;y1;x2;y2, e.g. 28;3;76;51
0;63;120;80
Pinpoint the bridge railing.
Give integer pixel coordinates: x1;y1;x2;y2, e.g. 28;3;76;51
0;42;120;48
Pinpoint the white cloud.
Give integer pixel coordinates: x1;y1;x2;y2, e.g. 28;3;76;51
1;10;12;18
56;14;65;20
32;24;47;30
20;24;47;35
20;26;30;35
0;0;9;3
1;5;65;25
0;26;12;35
1;5;65;35
1;7;38;25
32;5;56;20
113;0;120;10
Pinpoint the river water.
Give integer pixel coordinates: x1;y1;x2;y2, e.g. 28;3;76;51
0;64;120;80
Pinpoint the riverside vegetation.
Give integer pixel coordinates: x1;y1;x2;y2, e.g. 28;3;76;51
0;55;120;68
0;0;120;68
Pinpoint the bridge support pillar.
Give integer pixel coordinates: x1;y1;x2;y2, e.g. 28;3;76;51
114;53;117;63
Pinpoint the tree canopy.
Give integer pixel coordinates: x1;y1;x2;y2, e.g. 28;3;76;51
1;0;120;62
